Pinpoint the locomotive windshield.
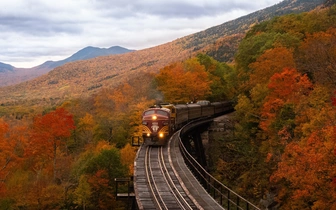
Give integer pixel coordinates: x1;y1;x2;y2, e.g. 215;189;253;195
156;110;169;116
144;110;155;116
144;109;169;116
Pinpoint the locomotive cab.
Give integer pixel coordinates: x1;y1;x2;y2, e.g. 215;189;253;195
142;108;171;146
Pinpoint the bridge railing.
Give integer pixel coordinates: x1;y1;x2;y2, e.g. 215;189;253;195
178;119;261;210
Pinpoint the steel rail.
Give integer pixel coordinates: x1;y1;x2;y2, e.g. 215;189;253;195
158;146;193;210
145;146;166;210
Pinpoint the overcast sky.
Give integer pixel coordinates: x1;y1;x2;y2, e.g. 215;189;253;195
0;0;281;68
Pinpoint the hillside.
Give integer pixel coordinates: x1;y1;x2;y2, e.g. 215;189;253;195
0;0;326;106
215;4;336;208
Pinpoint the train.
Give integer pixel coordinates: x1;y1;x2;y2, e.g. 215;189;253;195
141;100;233;146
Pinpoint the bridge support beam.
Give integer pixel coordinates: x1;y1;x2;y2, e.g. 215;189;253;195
182;125;209;169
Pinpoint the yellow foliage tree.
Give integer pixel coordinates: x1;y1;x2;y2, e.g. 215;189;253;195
120;143;137;175
78;113;95;144
73;175;92;209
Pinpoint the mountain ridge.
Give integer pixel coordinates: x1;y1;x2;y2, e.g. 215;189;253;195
0;62;14;73
36;46;134;70
0;46;133;87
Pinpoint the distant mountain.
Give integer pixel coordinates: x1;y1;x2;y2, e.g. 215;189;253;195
0;0;328;105
0;62;14;73
0;46;133;87
36;46;134;70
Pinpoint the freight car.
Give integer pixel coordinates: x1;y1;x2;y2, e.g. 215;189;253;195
141;101;233;146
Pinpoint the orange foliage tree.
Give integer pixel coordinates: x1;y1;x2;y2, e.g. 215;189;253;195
260;68;313;173
0;119;10;196
0;118;28;198
260;68;313;132
248;47;296;87
155;58;211;103
271;125;336;209
93;72;157;147
94;84;138;147
27;108;75;180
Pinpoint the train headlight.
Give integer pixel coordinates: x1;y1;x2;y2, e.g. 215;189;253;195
159;133;164;138
152;115;157;120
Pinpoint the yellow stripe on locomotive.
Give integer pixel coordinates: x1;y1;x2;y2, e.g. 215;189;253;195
142;125;152;136
158;125;169;137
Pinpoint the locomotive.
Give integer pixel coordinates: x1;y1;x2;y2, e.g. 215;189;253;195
141;101;233;146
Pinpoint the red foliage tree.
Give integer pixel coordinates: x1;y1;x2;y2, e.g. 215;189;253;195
88;170;114;209
332;91;336;106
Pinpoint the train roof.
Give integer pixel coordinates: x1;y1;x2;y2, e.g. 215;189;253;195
196;100;211;105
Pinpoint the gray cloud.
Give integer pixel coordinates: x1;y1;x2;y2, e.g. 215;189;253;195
94;0;265;18
0;16;81;37
0;0;281;68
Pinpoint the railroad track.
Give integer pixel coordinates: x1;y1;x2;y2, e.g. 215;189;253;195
144;143;197;210
134;129;227;210
134;132;201;210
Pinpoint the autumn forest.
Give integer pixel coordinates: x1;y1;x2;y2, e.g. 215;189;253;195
1;4;336;210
